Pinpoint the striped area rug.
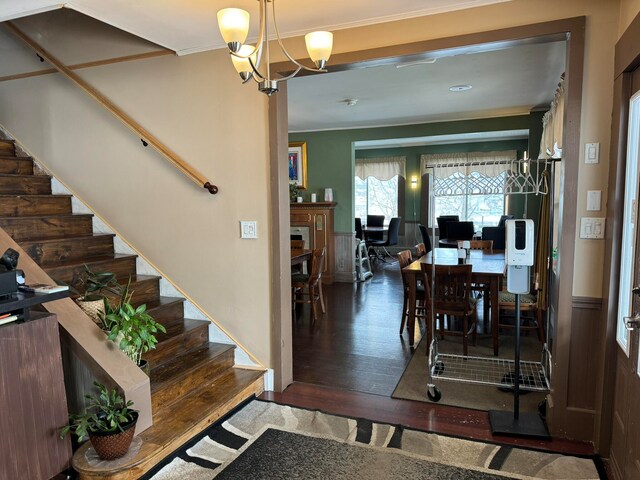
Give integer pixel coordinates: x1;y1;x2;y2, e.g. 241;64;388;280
143;399;601;480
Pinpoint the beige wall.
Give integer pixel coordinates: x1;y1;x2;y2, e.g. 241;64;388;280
275;0;618;298
619;0;640;37
0;13;272;365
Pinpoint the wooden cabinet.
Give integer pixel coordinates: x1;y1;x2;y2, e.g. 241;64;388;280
290;202;336;284
0;312;71;479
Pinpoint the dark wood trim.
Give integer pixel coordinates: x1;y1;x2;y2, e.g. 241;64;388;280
0;49;173;84
615;11;640;77
272;19;580;76
269;82;293;391
595;12;640;454
572;296;603;310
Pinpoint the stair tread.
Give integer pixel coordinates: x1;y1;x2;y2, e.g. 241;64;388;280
0;213;92;220
150;343;235;393
0;193;72;199
44;252;136;270
0;172;50;179
72;367;264;478
0;156;32;161
20;233;114;244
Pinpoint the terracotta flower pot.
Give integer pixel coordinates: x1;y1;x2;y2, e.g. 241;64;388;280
89;412;138;461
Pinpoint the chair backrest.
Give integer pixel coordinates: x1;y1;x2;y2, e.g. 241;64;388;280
481;226;506;250
446;221;475;241
421;263;472;316
308;248;326;288
386;217;401;246
397;249;413;289
417;224;432;253
291;239;305;249
366;214;385;241
498;214;515;227
355;217;363;240
469;240;493;253
436;215;459;238
415;243;426;258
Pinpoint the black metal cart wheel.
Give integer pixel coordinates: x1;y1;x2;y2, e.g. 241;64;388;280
427;386;442;402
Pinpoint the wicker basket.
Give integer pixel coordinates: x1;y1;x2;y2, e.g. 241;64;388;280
89;412;138;461
76;298;105;324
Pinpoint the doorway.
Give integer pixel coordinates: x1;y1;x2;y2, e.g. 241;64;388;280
268;18;585;436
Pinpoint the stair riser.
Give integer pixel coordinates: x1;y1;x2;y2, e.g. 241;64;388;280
20;235;115;266
0;159;34;175
0;176;51;195
104;278;160;305
147;301;185;328
144;323;209;368
0;196;71;217
45;256;137;286
0;215;93;241
151;349;235;412
0;141;15;156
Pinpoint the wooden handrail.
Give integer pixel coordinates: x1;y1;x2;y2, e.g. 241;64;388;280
4;22;218;195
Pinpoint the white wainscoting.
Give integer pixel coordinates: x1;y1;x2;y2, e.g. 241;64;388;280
334;231;356;283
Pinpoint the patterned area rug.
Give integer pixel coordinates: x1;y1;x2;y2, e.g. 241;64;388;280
144;400;600;480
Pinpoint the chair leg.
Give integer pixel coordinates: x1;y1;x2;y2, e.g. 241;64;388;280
310;286;318;323
318;281;326;313
462;315;469;356
472;311;477;346
400;293;408;334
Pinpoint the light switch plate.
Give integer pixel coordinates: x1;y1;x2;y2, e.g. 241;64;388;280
585;142;600;164
240;221;258;239
587;190;601;211
580;217;605;239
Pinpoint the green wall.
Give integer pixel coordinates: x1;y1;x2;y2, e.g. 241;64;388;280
289;115;531;232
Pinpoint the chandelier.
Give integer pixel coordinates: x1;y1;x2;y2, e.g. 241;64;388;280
217;0;334;96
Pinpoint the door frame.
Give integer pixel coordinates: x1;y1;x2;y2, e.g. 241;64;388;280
268;17;585;440
597;10;640;458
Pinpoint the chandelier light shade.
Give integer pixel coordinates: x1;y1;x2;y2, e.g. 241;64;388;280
217;0;334;96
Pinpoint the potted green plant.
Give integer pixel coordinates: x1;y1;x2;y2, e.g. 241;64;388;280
71;265;124;323
98;281;166;375
60;381;138;461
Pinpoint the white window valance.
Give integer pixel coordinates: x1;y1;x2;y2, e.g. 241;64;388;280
355;156;406;181
421;150;517;196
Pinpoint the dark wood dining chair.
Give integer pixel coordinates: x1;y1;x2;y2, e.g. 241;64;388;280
415;243;427;259
292;248;326;322
291;239;305;249
498;290;545;342
420;263;477;356
398;250;427;336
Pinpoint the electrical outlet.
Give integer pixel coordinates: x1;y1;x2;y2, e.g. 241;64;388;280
240;221;258;239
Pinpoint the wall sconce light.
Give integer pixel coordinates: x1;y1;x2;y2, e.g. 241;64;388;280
411;175;418;189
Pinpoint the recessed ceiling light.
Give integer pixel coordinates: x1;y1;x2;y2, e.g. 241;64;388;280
449;84;473;92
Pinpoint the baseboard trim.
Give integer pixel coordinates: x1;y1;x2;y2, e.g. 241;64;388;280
572;296;603;310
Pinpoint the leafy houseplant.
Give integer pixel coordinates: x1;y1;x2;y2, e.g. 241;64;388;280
98;282;166;372
60;381;138;461
289;180;300;203
71;266;124;322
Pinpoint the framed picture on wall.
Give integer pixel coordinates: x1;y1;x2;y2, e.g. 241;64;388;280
288;141;308;189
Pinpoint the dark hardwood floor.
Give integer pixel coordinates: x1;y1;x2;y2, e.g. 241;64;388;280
281;254;598;458
292;258;422;396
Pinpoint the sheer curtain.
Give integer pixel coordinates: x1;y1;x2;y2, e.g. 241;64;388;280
355;156;406;180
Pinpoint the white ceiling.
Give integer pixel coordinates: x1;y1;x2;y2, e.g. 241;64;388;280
0;0;511;55
354;130;529;150
287;40;566;132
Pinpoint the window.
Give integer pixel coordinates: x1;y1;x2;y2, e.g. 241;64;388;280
617;92;640;356
355;175;399;221
422;150;515;229
355;156;405;223
434;171;506;229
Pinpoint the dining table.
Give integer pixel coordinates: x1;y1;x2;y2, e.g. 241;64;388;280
291;248;312;270
402;248;506;355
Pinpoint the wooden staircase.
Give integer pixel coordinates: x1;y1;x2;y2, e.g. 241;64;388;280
0;139;264;479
